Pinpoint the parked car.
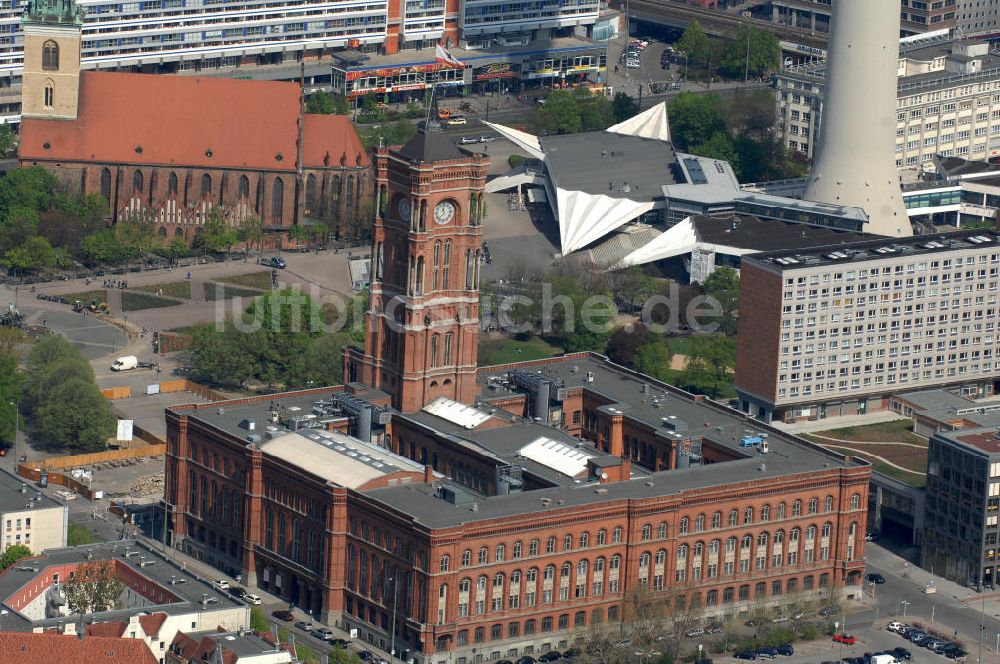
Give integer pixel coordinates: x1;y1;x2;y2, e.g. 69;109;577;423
834;634;858;645
756;647;779;658
793;609;813;620
734;652;757;660
908;634;932;646
459;136;478;145
626;60;641;69
227;586;244;598
777;644;794;656
213;579;230;590
479;135;497;143
272;609;295;622
931;641;954;653
311;627;334;641
294;621;313;631
705;621;724;634
260;256;287;269
330;639;350;650
945;648;967;659
886;622;906;633
771;615;790;624
562;648;581;660
867;573;886;584
516;657;538;664
893;647;912;660
539;652;562;662
242;592;262;605
446;116;467;126
686;628;705;638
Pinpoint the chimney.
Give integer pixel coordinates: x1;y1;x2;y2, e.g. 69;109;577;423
424;465;434;483
608;411;624;457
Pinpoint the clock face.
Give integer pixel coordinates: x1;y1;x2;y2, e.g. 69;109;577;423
398;197;412;222
434;201;456;225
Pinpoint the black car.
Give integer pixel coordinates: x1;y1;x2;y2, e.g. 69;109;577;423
756;647;779;659
358;653;375;662
866;573;886;584
539;652;562;662
516;657;537;664
893;647;912;660
735;652;757;660
260;256;287;269
227;586;245;597
777;644;794;656
907;632;930;644
946;648;967;660
330;639;350;650
693;659;713;664
562;648;581;661
819;606;839;616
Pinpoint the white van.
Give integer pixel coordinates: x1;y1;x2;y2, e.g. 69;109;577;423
111;355;138;371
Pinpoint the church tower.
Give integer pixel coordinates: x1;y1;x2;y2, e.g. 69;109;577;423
21;0;83;120
347;123;489;413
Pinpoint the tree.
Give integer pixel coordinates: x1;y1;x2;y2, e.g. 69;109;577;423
679;334;736;398
306;91;349;115
574;86;614;132
699;266;740;335
530;89;582;135
250;606;269;632
677;20;710;63
633;340;673;382
196;207;239;255
237;215;263;258
667;92;726;152
328;646;363;664
0;353;22;447
24;335;115;451
0;125;15;155
690;131;739;171
611;92;639;123
2;236;61;273
718;25;779;79
0;543;31;570
190;322;259;387
64;560;123;614
608;265;655;313
605;323;655;367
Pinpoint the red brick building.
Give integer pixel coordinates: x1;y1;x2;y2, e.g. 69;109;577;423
17;12;369;245
164;126;870;664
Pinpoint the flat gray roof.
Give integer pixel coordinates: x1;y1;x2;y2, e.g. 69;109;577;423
361;355;863;528
745;229;1000;271
0;540;243;631
541;132;683;202
0;469;65;513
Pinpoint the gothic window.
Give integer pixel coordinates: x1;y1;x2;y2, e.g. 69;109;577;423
201;173;212;197
432;242;441;290
465;250;474;289
132;170;144;194
272;177;284;221
42;41;58;71
306;174;317;211
415;256;425;295
345;175;354;212
43;81;53;109
100;168;111;200
431;334;440;367
444;332;453;365
239;175;250;198
168;172;178;196
442;241;451;288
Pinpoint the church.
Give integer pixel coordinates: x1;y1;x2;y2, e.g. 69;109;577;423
16;0;370;244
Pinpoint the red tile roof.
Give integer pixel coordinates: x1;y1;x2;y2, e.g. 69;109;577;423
137;612;167;636
85;622;127;638
0;631;158;664
19;71;369;171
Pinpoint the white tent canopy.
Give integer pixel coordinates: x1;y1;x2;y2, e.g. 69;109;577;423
481;121;544;159
606;102;671;142
616;217;698;268
556;189;655;255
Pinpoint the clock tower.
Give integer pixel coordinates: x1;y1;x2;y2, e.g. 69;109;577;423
347;122;489;413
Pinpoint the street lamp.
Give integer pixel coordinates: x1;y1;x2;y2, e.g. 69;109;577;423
387;575;400;661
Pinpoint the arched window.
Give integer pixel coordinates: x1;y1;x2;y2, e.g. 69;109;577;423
527;568;537;582
132;170;144;194
440;555;450;572
728;509;738;527
641;524;651;541
610;555;621;570
639;553;650;568
757;532;768;547
495;544;505;563
850;493;860;510
742;535;752;549
822;522;832;538
43;81;54;108
544;565;555;580
239;175;250;198
744;507;754;524
430;333;439;367
461;550;471;567
677;545;688;561
158;226;167;237
513;541;522;559
597;529;607;545
709;539;720;554
459;578;470;593
444;332;453;365
712;512;722;529
511;570;521;584
478;547;488;564
774;530;784;544
793;499;802;516
825;495;835;512
168;172;178;196
200;173;212;197
594;557;605;572
563;534;572;551
679;517;689;534
655;549;666;565
42;40;59;71
761;505;770;522
808;498;818;514
579;532;590;548
577;560;588;576
695;514;705;531
477;575;487;591
100;167;111;200
306;173;317;210
272;177;284;220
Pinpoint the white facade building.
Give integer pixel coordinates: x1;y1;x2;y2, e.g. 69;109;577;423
776;33;1000;174
0;469;66;554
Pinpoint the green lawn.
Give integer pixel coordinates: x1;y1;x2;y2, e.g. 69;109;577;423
218;271;274;291
869;459;927;488
666;336;699;357
478;336;564;366
121;291;183;312
67;521;100;546
204;282;264;301
61;289;108;305
134;280;192;299
817;419;924;444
